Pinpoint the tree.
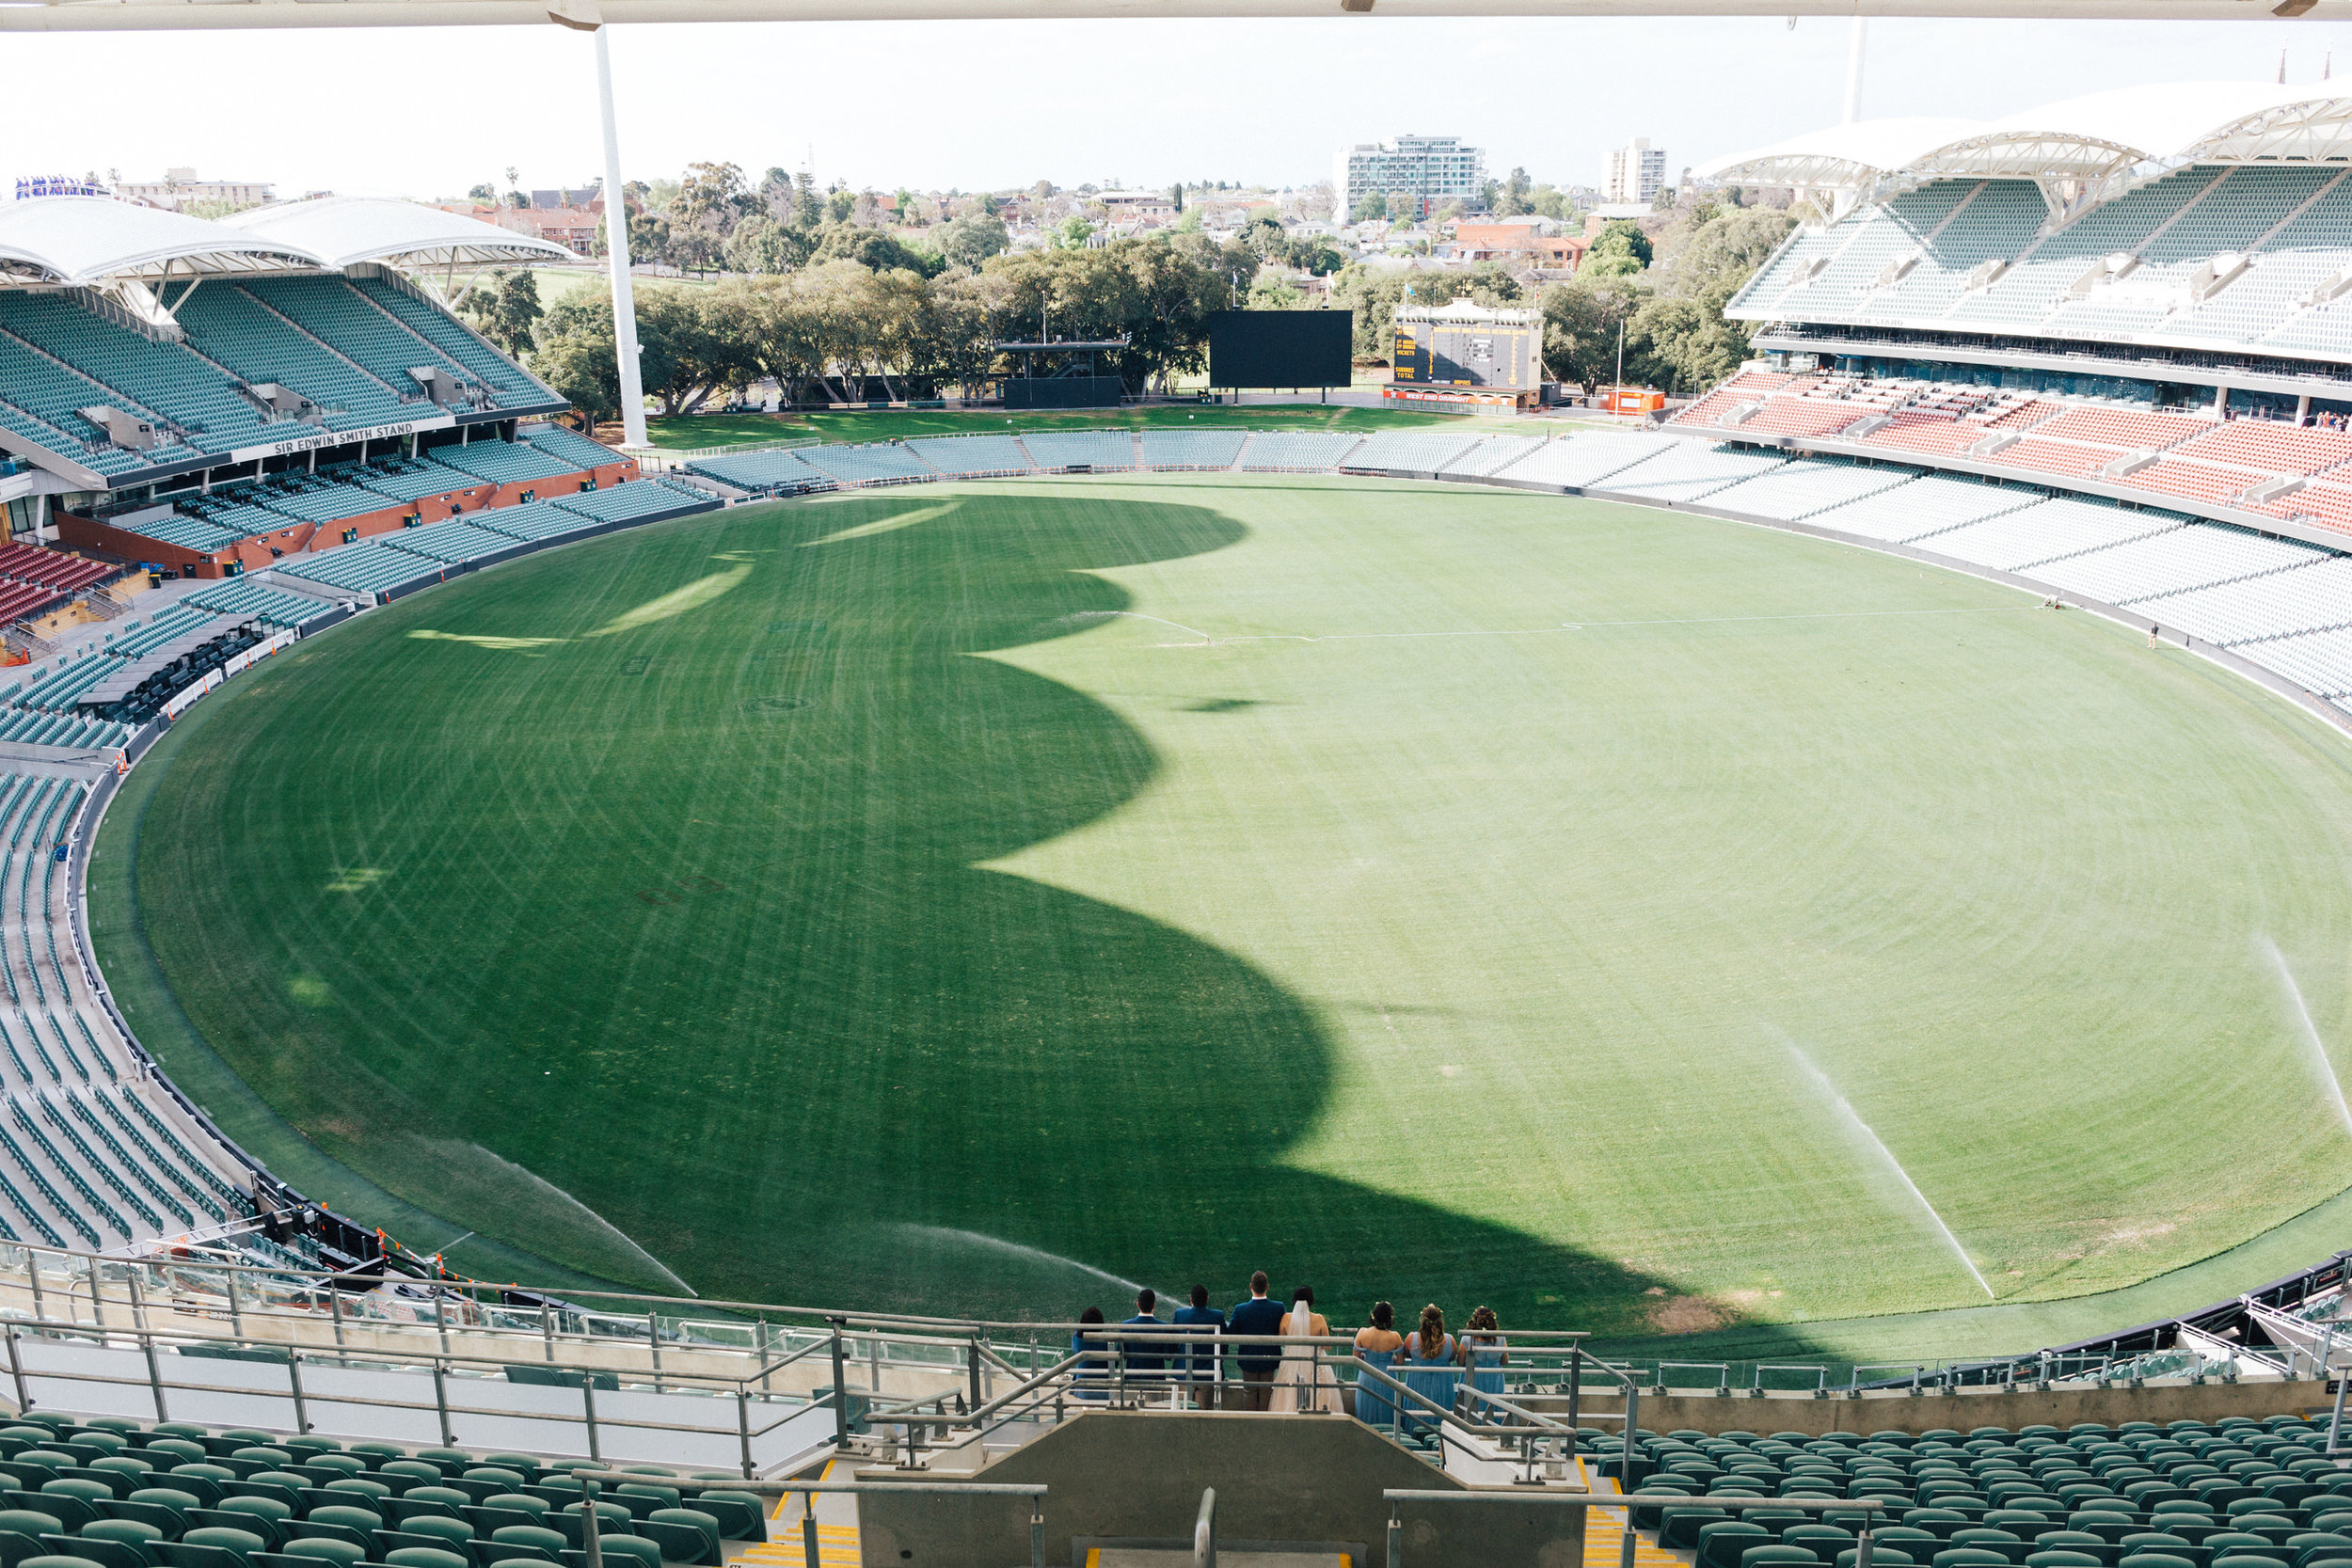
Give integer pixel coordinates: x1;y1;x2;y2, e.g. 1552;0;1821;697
467;182;494;204
1629;281;1754;396
723;214;811;276
812;224;945;277
532;292;627;423
1236;213;1289;269
1538;276;1649;393
1493;166;1533;217
461;269;543;356
936;209;1009;270
670;161;753;274
1583;220;1654;277
1247;273;1304;309
1351;192;1388;224
826;188;857;225
1170;182;1184;212
1649;206;1794;299
759;166;797;225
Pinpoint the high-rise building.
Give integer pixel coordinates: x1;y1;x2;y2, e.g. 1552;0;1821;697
1603;138;1668;205
1332;135;1487;223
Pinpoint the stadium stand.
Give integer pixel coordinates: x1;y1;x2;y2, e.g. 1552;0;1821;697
422;439;578;487
469;499;604;544
182;580;336;629
172;285;414;430
1702;457;1919;521
1490;431;1677;488
679;450;831;496
279;543;446;595
900;435;1035;477
1136;429;1250;470
522;422;629;473
1595;440;1790;500
237;277;477;407
1018;431;1140;471
1340;429;1488;474
348;276;559;404
1237;431;1366;471
793;443;936;485
547;479;717;526
1900;497;2185;573
378;520;520;565
1438;434;1548;479
2135;555;2352;644
342;457;477;506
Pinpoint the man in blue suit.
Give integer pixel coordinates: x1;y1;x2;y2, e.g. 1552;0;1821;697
1120;1288;1169;1396
1172;1284;1226;1407
1226;1271;1287;1411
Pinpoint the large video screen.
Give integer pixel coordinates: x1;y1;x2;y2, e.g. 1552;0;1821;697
1209;310;1353;388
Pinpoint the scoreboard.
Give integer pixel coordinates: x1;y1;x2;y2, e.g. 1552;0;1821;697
1391;302;1543;393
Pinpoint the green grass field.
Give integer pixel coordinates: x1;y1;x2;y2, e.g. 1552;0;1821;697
102;476;2352;1342
638;404;1547;451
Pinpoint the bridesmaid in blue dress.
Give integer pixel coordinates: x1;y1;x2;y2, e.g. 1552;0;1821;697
1398;1305;1457;1438
1353;1301;1405;1432
1459;1305;1508;1417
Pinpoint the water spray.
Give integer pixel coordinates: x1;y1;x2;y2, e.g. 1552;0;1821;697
1777;1031;1996;1300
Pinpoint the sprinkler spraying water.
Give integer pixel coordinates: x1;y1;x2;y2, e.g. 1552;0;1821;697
2262;935;2352;1138
1775;1030;1996;1300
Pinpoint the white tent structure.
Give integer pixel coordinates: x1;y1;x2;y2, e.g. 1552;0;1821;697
223;197;575;273
0;197;326;287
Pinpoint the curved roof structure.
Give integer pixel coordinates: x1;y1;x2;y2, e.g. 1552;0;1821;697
1903;81;2352;183
0;197;327;285
1703;83;2352;224
222;196;577;270
1695;118;1990;187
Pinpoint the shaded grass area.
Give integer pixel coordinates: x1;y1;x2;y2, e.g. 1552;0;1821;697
637;404;1544;450
87;685;644;1295
116;476;2352;1344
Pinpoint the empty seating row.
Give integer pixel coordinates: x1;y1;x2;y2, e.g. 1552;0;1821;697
380;523;517;567
518;425;623;473
350;280;554;403
173;290;408;431
1342;429;1488;473
237;280;472;407
1018;431;1139;471
421;442;577;487
278;546;443;596
0;1411;765;1568
182;582;335;629
1136;429;1249;470
788;444;935;485
899;436;1034;476
543;481;714;527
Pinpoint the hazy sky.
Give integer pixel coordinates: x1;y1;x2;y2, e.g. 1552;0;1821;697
9;15;2352;203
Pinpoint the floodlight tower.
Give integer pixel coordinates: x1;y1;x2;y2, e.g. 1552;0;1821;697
550;0;648;449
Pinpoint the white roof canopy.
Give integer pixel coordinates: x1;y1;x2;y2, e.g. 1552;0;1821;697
1702;82;2352;224
222;196;576;270
1695;118;1991;187
0;197;326;285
